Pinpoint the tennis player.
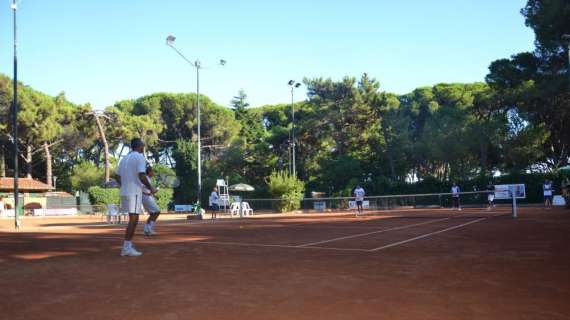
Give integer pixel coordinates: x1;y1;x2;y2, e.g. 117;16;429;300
451;182;461;211
486;182;495;210
543;179;553;208
143;166;161;236
209;186;220;220
354;185;365;216
115;138;156;257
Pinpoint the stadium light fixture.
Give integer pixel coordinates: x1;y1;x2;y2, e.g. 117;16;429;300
287;80;302;177
11;0;20;230
165;35;226;204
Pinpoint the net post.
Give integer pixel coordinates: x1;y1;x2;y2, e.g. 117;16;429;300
511;190;517;219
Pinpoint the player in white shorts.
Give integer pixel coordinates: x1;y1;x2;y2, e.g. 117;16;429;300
354;185;365;216
451;183;461;211
142;166;161;236
115;138;157;257
486;182;495;210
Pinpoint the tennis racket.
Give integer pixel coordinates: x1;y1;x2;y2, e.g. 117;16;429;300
155;174;181;188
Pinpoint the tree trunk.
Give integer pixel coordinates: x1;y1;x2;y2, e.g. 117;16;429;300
44;141;53;190
0;148;5;177
94;115;110;183
26;144;32;179
382;125;396;180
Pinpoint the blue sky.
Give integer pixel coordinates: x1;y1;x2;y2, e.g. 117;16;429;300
0;1;535;109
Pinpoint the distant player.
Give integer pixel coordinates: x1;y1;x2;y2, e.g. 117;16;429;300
209;186;220;220
486;182;495;210
451;182;461;211
543;179;553;208
354;185;365;216
115;138;157;257
142;166;161;236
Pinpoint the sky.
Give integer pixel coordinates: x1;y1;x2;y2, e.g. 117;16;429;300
0;1;535;109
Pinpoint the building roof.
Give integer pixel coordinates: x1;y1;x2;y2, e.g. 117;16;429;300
0;178;52;191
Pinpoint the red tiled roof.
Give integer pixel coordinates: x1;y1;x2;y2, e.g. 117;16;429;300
0;178;52;191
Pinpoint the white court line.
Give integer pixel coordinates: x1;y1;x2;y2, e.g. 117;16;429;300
296;218;450;248
369;217;488;252
193;240;371;252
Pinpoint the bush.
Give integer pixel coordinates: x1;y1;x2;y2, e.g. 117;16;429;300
266;170;305;213
155;188;174;211
88;186;119;205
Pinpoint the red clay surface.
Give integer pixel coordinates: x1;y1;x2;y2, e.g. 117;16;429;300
1;207;569;320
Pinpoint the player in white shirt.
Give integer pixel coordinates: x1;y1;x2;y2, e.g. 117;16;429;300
543;180;553;208
142;166;161;236
451;183;461;211
209;186;220;220
354;185;365;216
115;138;156;257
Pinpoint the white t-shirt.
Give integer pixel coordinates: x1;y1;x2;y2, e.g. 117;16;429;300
209;191;219;206
543;183;552;196
354;188;365;201
116;151;146;196
451;186;460;197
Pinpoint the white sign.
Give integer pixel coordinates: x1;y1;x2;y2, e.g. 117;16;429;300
553;195;566;206
494;184;526;200
174;205;194;212
313;201;326;210
349;200;369;209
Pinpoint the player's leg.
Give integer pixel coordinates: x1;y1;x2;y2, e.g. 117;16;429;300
143;195;161;235
121;195;143;256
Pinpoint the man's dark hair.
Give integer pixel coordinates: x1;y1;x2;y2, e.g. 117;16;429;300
131;138;144;149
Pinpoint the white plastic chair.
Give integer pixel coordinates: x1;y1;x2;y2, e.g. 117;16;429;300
241;202;253;216
229;202;241;217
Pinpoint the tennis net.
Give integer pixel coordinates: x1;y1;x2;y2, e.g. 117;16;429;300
240;191;515;218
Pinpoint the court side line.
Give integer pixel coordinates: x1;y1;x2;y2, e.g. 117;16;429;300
369;217;487;252
296;217;450;248
193;240;371;252
81;235;370;252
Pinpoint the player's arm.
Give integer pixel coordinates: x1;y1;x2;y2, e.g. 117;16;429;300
139;173;156;194
136;155;156;194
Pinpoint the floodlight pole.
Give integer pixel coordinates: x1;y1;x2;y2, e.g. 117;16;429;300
288;81;301;177
166;36;225;205
196;61;202;205
11;0;20;230
564;35;570;91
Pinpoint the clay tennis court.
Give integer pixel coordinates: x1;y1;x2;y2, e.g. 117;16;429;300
1;207;569;320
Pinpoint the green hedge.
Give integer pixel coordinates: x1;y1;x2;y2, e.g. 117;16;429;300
88;186;173;211
88;186;120;206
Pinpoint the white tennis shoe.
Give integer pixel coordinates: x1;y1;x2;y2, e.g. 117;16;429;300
121;247;143;257
144;224;156;236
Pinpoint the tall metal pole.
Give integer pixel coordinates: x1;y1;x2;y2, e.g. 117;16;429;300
291;87;296;177
166;36;224;205
567;42;570;91
11;0;20;230
196;61;202;204
564;35;570;91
